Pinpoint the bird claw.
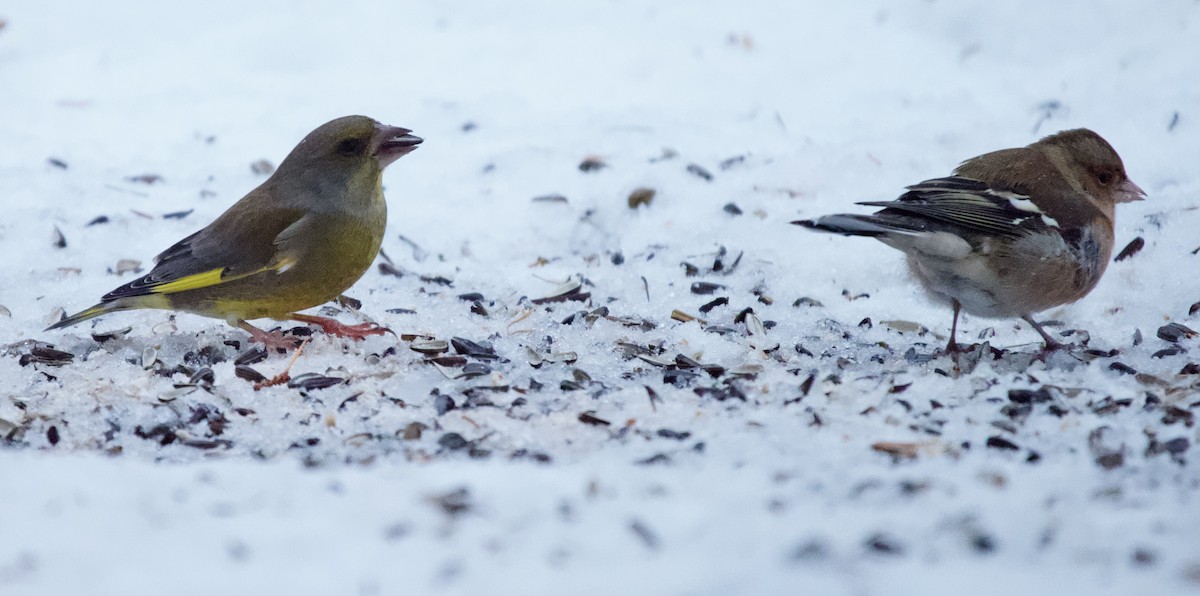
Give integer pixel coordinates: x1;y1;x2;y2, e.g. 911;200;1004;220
240;325;304;352
291;314;391;340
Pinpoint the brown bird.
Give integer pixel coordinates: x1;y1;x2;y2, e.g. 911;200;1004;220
794;128;1144;351
48;115;422;349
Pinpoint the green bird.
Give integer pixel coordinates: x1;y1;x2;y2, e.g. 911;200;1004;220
48;115;422;348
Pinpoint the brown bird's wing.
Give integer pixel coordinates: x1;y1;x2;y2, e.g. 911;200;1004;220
102;199;307;301
856;176;1059;238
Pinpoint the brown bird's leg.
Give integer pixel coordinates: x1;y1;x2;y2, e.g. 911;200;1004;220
237;319;303;351
290;313;389;340
944;300;962;354
1022;315;1064;351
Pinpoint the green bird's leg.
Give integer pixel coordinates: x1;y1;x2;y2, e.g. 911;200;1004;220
290;313;389;340
236;320;304;352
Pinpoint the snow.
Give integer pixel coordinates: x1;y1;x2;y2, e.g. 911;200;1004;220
1;1;1199;594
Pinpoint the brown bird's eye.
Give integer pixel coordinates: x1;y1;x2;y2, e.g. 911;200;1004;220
1095;170;1114;185
337;138;366;156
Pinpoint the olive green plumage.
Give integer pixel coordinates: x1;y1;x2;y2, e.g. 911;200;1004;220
48;115;422;333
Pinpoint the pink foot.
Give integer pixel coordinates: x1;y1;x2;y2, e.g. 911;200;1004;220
290;314;390;340
238;320;303;352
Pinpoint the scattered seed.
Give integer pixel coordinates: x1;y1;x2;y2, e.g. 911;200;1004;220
719;155;746;170
649;147;678;162
87;215;110;226
864;533;904;555
525;347;544;368
872;441;920;459
882;320;924;334
712;246;742;274
578;412;611;427
378;262;404;278
986;436;1019;451
113;259;142;275
428;355;467;368
629;519;661;550
125;174;163;184
250;159;275;175
532;193;568;203
686;163;713;181
401;422;426;440
235;365;267;383
1113;237;1144;262
793;297;823;308
48;157;68;169
544;351;578;364
742;311;767;336
434;393;456;415
157;386;195;402
409;339;450;354
698;297;728;313
234;346;268;366
638;453;676;467
458;362;492;379
91;326;132;343
578;156;607;172
1157;323;1197;343
671;309;702;323
627;187;656;209
451;337;498;359
51;226;66;249
532;277;589;304
723;202;743;215
1109;362;1138;375
141;346;158;370
162;209;194;220
1008;387;1053;404
1153;346;1184;359
438;433;469;451
690;281;724;295
657;429;691;441
637;354;674;367
189;367;215;385
286;373;346;390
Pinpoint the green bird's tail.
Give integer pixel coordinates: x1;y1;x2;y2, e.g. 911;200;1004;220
45;301;128;331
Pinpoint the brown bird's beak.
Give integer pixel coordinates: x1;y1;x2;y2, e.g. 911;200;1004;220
374;124;423;167
1117;179;1147;203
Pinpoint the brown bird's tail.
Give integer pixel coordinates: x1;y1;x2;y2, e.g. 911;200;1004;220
792;215;918;237
45;301;128;331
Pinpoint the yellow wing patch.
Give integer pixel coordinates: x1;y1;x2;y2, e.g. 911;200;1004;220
149;268;227;294
148;259;296;295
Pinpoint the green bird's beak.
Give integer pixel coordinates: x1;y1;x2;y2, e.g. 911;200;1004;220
374;124;423;166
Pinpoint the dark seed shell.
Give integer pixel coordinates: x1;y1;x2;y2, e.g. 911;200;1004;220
1113;237;1144;262
286;373;346;390
234;347;268;366
578;412;611;426
451;337;498;359
690;281;725;295
235;365;267;383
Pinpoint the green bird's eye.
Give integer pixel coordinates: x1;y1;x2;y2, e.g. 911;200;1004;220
337;138;366;156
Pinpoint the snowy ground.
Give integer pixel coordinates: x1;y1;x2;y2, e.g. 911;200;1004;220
1;1;1199;594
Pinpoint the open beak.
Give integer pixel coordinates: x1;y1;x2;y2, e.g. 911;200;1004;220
374;124;423;167
1117;179;1146;203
